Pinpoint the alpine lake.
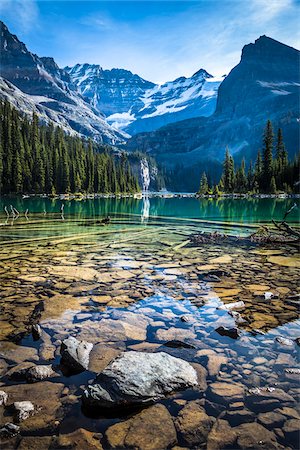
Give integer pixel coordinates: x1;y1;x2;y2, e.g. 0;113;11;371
0;195;299;450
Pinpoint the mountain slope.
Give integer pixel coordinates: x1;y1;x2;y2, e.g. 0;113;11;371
0;21;127;144
66;64;222;134
126;36;300;168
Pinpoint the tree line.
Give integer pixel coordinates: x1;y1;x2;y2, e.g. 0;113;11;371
198;120;299;195
0;100;140;195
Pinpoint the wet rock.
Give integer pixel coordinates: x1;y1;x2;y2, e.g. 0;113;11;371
13;401;35;422
17;436;53;450
228;310;247;324
221;408;255;426
190;363;208;392
246;387;295;412
206;354;228;377
61;336;93;373
57;428;103;449
218;300;245;311
235;422;279;450
0;391;8;406
208;382;244;405
180;315;189;322
275;336;294;347
283;418;300;444
25;365;55;383
274;353;295;367
203;274;221;282
1;381;64;432
31;324;41;341
156;327;196;341
83;351;198;409
0;422;20;438
6;362;36;381
215;326;241;339
88;344;121;373
164;340;196;349
207;419;237;450
258;411;286;429
105;404;177;450
175;400;214;447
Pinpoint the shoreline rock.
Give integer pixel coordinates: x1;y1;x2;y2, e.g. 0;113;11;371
82;351;198;409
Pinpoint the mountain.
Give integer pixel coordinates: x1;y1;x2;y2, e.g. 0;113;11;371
64;64;155;117
0;21;127;145
66;65;222;134
126;36;300;173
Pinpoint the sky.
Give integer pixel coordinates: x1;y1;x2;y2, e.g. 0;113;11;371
1;0;299;83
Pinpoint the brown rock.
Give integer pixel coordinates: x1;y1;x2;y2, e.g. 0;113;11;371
190;363;208;391
208;382;244;405
175;400;214;447
17;436;53;449
105;404;177;450
88;344;121;373
283;418;300;444
207;419;237;450
207;354;228;377
0;381;64;432
258;411;286;429
57;428;103;449
235;422;279;449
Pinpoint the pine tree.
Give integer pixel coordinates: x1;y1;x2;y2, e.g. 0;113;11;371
223;147;235;193
198;172;209;194
262;120;274;192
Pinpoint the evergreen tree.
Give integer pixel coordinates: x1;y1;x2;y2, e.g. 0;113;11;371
223;147;235;192
198;172;209;194
262;119;274;192
0;100;140;195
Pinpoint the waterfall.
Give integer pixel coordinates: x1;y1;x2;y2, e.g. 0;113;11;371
140;158;150;222
140;158;150;193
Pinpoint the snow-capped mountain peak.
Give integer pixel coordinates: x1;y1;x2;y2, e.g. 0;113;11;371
66;63;223;135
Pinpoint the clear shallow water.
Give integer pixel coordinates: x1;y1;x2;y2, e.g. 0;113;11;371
0;197;299;449
1;196;299;224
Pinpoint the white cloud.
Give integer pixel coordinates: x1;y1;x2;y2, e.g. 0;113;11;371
0;0;39;33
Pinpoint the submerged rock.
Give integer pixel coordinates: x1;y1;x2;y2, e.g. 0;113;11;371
61;336;93;372
13;401;35;422
235;422;279;450
105;404;177;449
175;400;215;447
207;419;237;450
246;387;295;412
82;351;198;409
275;336;294;346
215;326;241;339
0;423;20;438
208;382;244;405
163;340;196;349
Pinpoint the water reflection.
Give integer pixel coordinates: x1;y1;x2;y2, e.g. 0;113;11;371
141;195;150;223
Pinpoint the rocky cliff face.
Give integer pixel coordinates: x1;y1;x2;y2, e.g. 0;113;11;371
0;21;127;144
66;64;221;134
126;36;300;167
64;64;155;117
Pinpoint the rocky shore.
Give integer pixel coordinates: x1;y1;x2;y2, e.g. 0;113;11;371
0;217;299;449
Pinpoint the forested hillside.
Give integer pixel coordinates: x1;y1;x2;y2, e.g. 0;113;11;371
0;100;140;195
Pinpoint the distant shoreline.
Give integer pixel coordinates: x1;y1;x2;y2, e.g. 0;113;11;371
0;192;299;200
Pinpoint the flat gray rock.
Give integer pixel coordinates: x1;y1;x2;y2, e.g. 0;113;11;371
82;351;198;409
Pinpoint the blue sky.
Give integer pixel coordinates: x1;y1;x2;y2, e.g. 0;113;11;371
1;0;299;83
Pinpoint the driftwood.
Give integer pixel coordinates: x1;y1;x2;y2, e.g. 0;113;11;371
191;205;299;246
